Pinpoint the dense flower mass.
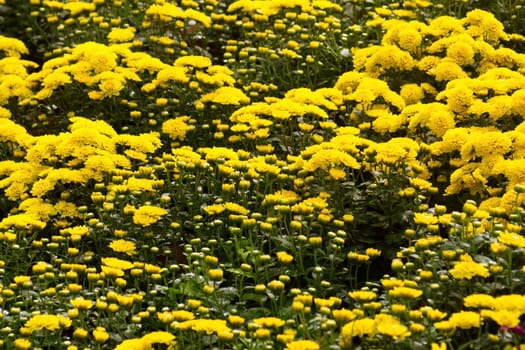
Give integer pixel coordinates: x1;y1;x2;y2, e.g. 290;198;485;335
2;0;525;349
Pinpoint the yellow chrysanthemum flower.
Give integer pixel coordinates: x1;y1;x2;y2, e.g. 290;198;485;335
132;205;168;226
109;239;137;255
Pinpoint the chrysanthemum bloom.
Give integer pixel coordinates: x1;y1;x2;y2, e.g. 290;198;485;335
268;280;285;291
410;323;426;333
174;52;213;66
157;312;176;324
208;268;224;280
309;236;323;246
263;190;301;206
448;311;482;329
223;202;250;215
252;317;285;328
13;275;31;285
276;251;294;264
365;248;381;258
228;315;245;326
339;318;377;347
23;314;71;333
276;328;297;344
70;298;93;310
60;225;89;238
13;338;31;350
109;239;137;255
481;309;522;328
114;338;146;350
101;257;134;270
171;310;196;322
420;307;447;322
498;231;525;248
107;27;136;43
162;116;194;141
400;85;425;108
286;340;320;350
388;286;423;299
101;266;125;277
333;308;358;323
431;342;447;350
447;41;475;66
116;294;135;307
253;328;271;339
0;35;29;57
348;290;377;302
114;331;175;350
463;293;495;309
132;205;168;226
73;328;89;339
93;327;109;343
375;314;411;340
63;2;96;16
199;86;250;105
449;256;489;280
396;26;423;53
493;295;525;313
173;319;231;336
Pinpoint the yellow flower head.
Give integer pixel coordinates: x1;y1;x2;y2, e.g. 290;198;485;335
0;35;29;58
252;316;285;328
498;231;525;248
449;257;489;280
339;317;376;347
286;340;320;350
107;27;136;43
171;310;195;321
447;41;475;66
101;257;134;270
199;87;250;105
348;290;377;302
463;293;496;309
92;327;109;343
375;314;411;340
174;318;231;335
109;239;137;256
388;286;423;299
448;311;482;329
24;314;71;333
162;116;194;141
397;26;423;53
276;251;294;264
481;309;521;328
132;205;168;226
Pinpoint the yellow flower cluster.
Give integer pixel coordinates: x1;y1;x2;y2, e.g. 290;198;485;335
1;1;525;350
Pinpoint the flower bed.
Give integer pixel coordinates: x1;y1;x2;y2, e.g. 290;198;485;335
1;0;525;349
